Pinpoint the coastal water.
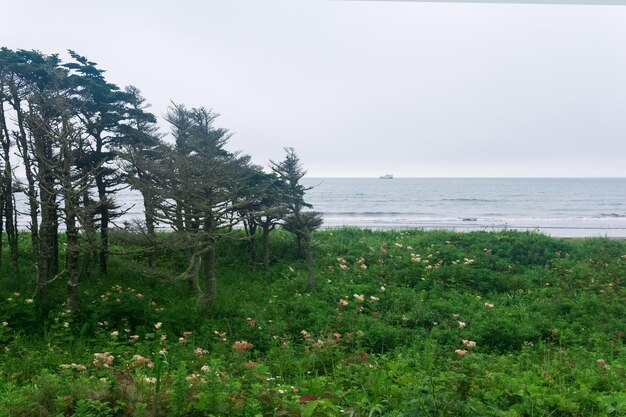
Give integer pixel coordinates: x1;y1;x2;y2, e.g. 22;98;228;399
12;178;626;238
301;178;626;238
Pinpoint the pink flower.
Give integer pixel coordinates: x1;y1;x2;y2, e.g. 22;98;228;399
132;354;154;368
337;299;349;308
232;340;253;352
484;303;494;309
353;294;365;302
154;322;162;330
455;349;468;357
462;339;477;348
195;347;208;357
93;352;114;368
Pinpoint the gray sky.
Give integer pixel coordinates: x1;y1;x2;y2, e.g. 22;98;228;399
1;0;626;177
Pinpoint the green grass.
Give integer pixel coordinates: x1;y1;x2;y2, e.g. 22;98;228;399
0;228;625;416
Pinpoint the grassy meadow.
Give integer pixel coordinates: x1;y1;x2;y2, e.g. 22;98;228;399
0;228;625;416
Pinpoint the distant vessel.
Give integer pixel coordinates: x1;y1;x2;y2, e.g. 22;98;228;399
379;174;394;179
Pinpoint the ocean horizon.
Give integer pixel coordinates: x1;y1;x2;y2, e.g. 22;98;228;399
11;177;626;238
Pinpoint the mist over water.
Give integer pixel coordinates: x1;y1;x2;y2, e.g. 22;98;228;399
12;178;626;238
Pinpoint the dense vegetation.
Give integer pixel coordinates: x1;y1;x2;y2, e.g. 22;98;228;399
1;228;625;416
0;47;321;308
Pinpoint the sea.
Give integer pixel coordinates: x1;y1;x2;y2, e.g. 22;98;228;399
300;178;626;238
11;178;626;238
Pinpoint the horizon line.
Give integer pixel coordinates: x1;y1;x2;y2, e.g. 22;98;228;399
338;1;626;5
304;176;626;179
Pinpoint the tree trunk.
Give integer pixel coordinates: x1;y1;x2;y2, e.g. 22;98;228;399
65;194;80;313
96;176;108;276
142;189;157;268
202;245;217;304
80;189;96;279
7;193;18;275
262;225;271;271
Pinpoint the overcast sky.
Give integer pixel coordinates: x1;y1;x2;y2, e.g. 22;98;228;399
2;0;626;177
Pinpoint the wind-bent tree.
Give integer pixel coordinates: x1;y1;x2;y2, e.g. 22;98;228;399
0;49;73;296
238;170;288;270
64;51;131;276
0;49;19;275
271;148;323;289
150;103;253;303
117;86;162;268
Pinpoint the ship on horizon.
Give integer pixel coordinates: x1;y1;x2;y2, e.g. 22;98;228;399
379;173;394;179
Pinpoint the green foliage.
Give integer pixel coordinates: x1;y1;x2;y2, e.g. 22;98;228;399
1;229;625;416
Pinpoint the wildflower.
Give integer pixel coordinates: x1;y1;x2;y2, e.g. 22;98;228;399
132;355;154;368
136;293;143;299
360;263;368;270
129;335;140;341
59;363;86;371
179;337;187;344
311;339;325;349
110;331;119;338
353;294;365;302
455;349;468;357
160;334;167;342
195;347;208;357
339;264;350;271
200;365;211;372
394;243;403;248
462;339;477;348
402;315;410;322
93;352;114;368
2;322;7;327
214;330;226;339
13;292;20;298
597;359;610;369
458;321;466;329
300;330;310;339
183;331;192;337
407;245;414;250
356;306;364;312
246;318;256;328
337;257;347;264
144;377;157;384
232;340;254;352
154;322;162;330
380;285;386;292
63;322;69;328
370;296;379;302
484;303;494;309
337;299;349;308
25;298;34;304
